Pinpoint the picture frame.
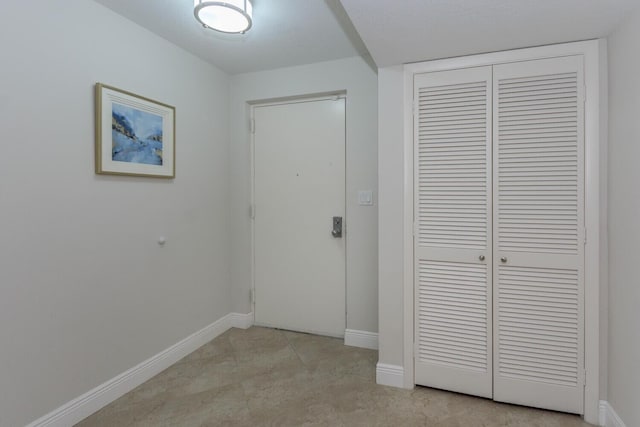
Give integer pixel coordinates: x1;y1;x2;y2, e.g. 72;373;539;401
95;83;175;178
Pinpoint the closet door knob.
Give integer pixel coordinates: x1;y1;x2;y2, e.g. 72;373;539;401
479;255;485;261
501;257;508;263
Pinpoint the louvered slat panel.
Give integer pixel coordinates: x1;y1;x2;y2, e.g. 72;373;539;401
493;56;584;414
497;266;578;387
417;79;488;250
497;71;579;254
414;67;492;398
418;261;488;371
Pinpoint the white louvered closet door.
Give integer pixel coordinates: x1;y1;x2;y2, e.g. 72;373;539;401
492;56;585;414
414;67;493;398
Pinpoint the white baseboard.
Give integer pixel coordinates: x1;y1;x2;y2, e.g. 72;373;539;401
26;312;253;427
228;312;254;329
376;363;405;388
599;401;627;427
344;329;378;350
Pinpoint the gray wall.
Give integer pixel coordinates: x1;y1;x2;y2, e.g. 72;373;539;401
607;10;640;427
0;1;231;425
229;57;379;333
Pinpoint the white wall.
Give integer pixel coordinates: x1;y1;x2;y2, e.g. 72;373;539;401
0;2;231;426
229;57;379;333
607;10;640;427
377;66;406;366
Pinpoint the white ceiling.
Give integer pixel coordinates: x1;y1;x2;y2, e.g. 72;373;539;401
340;0;640;68
94;0;640;75
92;0;367;75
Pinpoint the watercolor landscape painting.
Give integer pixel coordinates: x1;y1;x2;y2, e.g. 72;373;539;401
112;103;164;166
96;83;175;178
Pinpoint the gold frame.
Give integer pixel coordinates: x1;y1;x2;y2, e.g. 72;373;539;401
95;83;176;178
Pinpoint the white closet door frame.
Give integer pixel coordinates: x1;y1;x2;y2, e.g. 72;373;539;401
401;40;606;425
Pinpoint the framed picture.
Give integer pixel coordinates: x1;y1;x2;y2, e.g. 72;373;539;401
95;83;175;178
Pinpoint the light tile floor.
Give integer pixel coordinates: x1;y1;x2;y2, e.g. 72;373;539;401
77;327;593;426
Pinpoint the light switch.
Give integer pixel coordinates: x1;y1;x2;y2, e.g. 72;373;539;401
358;190;374;206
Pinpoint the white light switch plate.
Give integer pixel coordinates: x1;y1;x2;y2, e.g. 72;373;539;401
358;190;374;206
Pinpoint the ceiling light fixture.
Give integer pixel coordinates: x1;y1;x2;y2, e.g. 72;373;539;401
194;0;253;34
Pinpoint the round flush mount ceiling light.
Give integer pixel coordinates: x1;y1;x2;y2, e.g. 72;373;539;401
194;0;253;34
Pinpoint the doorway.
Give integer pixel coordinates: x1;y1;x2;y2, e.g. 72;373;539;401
252;95;346;337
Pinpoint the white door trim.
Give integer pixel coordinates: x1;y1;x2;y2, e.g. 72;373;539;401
249;92;348;335
402;39;606;425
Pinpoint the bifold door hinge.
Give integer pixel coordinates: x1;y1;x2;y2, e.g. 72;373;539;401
583;228;587;245
414;342;418;358
250;204;256;219
250;118;255;134
583;369;587;386
250;289;255;305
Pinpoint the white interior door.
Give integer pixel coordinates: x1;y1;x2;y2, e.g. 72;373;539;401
414;66;493;398
493;55;585;414
253;97;346;337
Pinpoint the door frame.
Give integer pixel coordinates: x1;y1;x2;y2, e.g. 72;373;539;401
249;92;348;336
402;40;606;424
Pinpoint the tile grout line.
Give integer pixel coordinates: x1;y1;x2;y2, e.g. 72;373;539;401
282;329;311;372
225;330;255;417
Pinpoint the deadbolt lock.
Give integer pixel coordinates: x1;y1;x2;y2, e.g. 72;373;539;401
332;216;343;238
